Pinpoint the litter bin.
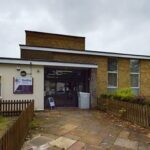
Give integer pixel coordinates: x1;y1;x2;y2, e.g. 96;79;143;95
78;92;90;109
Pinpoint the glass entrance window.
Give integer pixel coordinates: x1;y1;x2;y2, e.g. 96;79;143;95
44;69;88;94
44;80;55;96
44;68;89;107
56;82;65;94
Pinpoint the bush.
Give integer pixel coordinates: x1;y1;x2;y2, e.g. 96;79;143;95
113;88;135;102
144;98;150;106
134;95;145;104
100;88;135;102
100;93;112;99
100;88;150;106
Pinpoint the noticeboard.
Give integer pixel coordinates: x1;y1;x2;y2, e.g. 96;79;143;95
13;77;33;94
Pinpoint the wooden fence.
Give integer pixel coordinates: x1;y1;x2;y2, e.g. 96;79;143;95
0;100;34;150
98;98;150;128
0;100;32;116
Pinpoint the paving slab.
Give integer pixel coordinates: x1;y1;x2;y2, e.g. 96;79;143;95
68;141;85;150
110;145;132;150
50;136;76;150
100;134;117;149
64;134;81;141
85;145;104;150
29;136;53;147
22;142;36;150
59;124;78;135
118;131;130;139
41;133;58;140
80;132;103;145
147;133;150;138
114;138;138;150
138;141;150;150
23;135;54;150
46;147;61;150
27;109;150;150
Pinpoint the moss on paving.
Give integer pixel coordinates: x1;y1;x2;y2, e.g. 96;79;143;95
0;115;16;137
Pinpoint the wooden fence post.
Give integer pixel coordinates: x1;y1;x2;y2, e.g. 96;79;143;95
0;100;1;115
0;99;34;150
99;98;150;128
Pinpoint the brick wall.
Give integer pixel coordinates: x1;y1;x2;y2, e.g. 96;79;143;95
140;60;150;97
21;49;107;96
51;52;108;96
21;49;150;98
118;58;130;88
25;31;85;50
21;50;53;60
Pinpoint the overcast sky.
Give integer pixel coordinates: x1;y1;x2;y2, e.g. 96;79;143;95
0;0;150;58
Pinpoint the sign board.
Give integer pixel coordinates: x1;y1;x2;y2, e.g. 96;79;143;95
48;97;55;108
13;77;33;94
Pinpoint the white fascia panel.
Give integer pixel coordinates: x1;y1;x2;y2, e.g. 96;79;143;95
20;45;150;60
32;61;98;68
0;59;98;69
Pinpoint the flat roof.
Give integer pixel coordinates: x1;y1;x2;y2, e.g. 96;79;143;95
0;57;98;69
20;45;150;60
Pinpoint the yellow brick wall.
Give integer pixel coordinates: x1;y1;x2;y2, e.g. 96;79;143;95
21;50;108;96
21;49;150;97
118;58;130;88
140;60;150;97
21;50;53;60
26;31;85;50
52;52;108;96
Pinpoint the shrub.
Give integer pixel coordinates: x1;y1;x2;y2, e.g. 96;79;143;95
100;88;135;102
100;93;112;99
134;95;145;104
100;88;150;106
113;88;135;102
144;98;150;106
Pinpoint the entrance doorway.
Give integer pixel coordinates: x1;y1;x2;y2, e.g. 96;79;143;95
44;68;90;108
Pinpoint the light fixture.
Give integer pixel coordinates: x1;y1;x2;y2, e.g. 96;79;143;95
37;69;40;73
16;66;21;71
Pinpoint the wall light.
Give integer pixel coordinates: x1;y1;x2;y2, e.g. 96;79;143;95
37;69;40;73
16;66;21;71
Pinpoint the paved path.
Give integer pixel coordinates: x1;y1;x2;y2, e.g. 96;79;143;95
23;109;150;150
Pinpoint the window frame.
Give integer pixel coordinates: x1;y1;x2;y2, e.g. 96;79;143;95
130;59;140;94
107;58;118;91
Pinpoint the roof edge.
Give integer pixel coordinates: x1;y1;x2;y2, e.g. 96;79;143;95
0;57;98;68
20;44;150;60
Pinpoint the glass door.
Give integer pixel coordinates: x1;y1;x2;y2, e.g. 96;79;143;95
44;68;89;108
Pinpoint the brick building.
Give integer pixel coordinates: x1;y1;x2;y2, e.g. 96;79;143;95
0;31;150;110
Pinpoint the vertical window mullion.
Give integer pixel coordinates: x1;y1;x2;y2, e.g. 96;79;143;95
130;59;140;95
107;58;118;92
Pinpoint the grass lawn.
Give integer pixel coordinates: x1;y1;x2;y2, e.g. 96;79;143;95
0;116;17;137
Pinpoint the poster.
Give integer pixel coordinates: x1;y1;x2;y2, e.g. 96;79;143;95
13;77;33;94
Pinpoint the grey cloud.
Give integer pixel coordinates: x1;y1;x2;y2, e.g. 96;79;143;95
0;0;150;57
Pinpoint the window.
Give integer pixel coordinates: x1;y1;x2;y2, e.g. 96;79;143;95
130;59;140;95
107;58;118;92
